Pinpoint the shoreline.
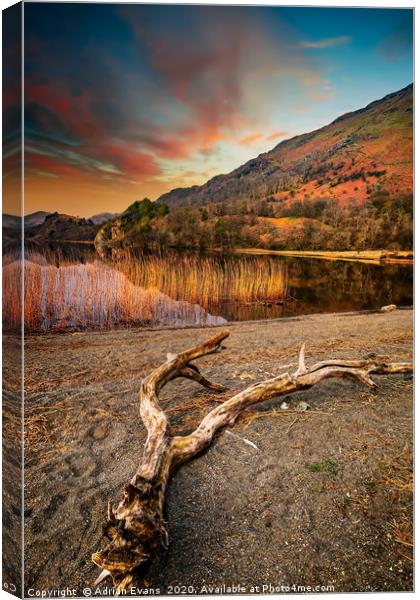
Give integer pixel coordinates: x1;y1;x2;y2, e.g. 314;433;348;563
236;248;414;264
9;305;414;338
35;241;414;265
21;308;413;593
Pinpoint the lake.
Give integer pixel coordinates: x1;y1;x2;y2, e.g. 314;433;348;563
3;244;413;332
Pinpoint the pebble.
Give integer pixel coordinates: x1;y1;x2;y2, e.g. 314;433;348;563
296;401;310;411
92;425;107;440
381;304;397;312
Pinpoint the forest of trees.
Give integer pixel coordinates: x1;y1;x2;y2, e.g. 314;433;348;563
101;192;413;252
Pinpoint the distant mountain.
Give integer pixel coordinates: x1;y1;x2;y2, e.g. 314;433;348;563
3;211;51;229
2;214;21;229
157;84;413;208
26;213;99;243
89;212;120;225
3;211;119;229
3;211;115;245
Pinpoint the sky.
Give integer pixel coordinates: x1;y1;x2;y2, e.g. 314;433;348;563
3;2;414;217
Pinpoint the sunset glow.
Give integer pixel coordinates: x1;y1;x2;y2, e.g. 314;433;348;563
4;4;413;216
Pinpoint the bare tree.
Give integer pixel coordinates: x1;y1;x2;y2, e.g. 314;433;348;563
92;330;412;592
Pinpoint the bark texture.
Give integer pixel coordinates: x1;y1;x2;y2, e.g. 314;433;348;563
92;330;412;592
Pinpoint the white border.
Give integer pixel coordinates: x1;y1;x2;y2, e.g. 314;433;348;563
0;2;416;600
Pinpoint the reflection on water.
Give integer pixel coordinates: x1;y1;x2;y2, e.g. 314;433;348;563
3;252;226;332
2;243;413;332
98;246;290;312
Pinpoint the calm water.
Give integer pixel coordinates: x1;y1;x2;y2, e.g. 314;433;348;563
3;243;413;332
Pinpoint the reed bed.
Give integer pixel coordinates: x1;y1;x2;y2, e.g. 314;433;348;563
2;257;22;332
3;250;288;332
3;256;226;332
111;251;289;310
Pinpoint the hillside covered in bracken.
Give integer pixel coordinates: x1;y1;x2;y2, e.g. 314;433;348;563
96;85;412;252
158;84;413;209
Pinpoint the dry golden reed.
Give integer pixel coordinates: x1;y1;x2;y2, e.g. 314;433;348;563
3;251;288;332
110;251;289;309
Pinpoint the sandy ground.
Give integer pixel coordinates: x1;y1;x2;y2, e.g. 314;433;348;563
16;309;413;595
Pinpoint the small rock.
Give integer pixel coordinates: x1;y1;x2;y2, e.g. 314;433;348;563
381;304;397;312
91;425;107;440
238;372;256;380
280;402;289;410
296;401;310;411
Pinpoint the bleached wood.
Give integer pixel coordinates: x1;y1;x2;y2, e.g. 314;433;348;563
92;330;412;592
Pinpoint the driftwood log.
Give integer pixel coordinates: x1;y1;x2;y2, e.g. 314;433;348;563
92;330;412;592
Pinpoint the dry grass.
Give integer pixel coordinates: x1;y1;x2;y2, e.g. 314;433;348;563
3;251;289;332
347;422;413;565
3;256;227;332
378;444;413;562
113;251;289;308
24;399;79;463
2;257;22;330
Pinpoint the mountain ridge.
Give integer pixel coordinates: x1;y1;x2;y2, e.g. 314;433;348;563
2;211;51;230
157;83;413;209
25;213;99;243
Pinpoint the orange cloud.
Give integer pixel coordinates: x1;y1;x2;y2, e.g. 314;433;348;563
24;5;342;217
266;130;288;141
238;133;263;146
128;9;250;156
125;6;331;159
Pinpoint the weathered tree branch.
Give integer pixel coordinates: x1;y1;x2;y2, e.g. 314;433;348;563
92;330;412;592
